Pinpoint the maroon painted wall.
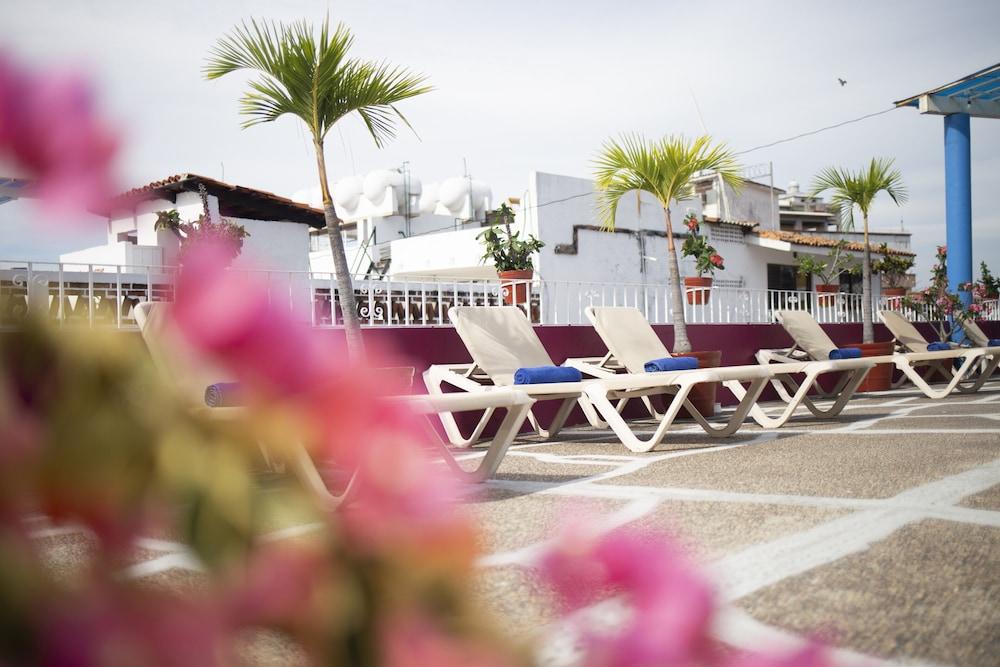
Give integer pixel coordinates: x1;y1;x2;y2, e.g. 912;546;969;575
8;320;998;435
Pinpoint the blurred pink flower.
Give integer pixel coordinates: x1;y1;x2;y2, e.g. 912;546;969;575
41;584;226;667
383;614;519;667
173;242;469;547
710;253;725;268
539;525;715;667
726;643;829;667
0;54;118;214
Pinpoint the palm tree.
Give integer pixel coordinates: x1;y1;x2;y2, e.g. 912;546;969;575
204;18;431;358
594;134;741;353
811;158;907;344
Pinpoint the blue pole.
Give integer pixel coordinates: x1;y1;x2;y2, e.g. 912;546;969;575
944;113;971;342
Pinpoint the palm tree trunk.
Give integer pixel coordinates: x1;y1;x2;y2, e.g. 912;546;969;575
861;213;874;344
314;139;365;359
663;206;692;353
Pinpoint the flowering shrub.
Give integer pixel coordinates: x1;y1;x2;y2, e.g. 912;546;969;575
154;187;249;262
681;213;725;277
795;240;858;286
902;246;994;341
978;261;999;298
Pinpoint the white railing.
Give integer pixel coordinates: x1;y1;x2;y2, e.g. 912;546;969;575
1;260;997;330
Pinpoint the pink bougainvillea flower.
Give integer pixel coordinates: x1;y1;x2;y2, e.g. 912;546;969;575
0;54;118;215
382;613;520;667
40;583;226;667
539;524;716;667
172;241;470;550
726;642;830;667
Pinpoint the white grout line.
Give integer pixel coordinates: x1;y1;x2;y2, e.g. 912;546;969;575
121;552;204;579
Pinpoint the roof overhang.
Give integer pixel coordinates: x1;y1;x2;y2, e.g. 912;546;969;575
894;63;1000;119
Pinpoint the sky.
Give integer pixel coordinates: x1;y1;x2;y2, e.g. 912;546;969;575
1;0;998;281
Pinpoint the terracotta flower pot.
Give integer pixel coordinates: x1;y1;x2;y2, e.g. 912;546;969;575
672;350;721;418
684;276;713;305
499;269;532;306
814;283;839;307
850;341;895;392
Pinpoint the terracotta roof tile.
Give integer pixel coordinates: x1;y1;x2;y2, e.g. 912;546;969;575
754;229;915;256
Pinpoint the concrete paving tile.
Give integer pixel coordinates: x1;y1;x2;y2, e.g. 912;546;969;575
597;433;1000;498
473;566;557;641
490;456;616;483
959;483;1000;511
468;490;626;554
876;416;999;430
738;520;1000;667
633;502;852;560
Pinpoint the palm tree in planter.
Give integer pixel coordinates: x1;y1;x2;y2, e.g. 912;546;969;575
205;18;431;358
478;203;545;307
593;134;741;353
811;158;907;344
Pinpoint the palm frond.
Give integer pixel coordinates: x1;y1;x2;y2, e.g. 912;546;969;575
592;133;741;229
810;158;907;230
204;17;430;146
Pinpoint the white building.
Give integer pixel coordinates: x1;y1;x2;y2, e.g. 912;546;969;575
364;171;914;300
59;173;321;271
303;167;494;279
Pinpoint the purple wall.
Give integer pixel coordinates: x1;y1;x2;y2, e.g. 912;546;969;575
9;320;997;436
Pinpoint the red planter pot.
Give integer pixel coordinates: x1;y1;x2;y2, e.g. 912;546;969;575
815;283;839;307
850;341;895;392
499;269;532;306
684;276;713;305
672;350;721;418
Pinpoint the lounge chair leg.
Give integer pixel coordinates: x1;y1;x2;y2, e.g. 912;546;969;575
422;370;498;447
529;397;577;439
685;376;768;437
422;400;533;482
584;383;698;453
289;444;353;510
895;353;984;399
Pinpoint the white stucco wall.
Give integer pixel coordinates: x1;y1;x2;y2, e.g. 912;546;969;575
229;217;310;272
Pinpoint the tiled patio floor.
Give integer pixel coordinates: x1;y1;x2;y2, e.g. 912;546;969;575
29;382;1000;666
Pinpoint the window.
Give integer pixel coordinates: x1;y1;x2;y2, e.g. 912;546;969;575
767;264;810;291
839;270;862;294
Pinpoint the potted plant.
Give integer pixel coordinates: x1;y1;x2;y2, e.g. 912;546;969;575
680;213;724;305
872;243;914;302
794;240;857;307
478;203;544;306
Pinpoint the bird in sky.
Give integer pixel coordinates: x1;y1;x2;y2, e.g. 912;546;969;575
838;77;847;86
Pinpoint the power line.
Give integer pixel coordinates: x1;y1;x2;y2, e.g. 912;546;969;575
734;107;898;155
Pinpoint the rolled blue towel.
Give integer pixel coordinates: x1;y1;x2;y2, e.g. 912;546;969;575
988;339;1000;347
204;382;245;407
643;357;699;373
926;341;951;352
513;366;583;385
828;347;862;360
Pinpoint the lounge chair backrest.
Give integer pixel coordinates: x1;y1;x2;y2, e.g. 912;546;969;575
134;301;234;406
878;310;930;352
961;318;990;347
448;306;554;386
775;310;837;360
585;306;670;373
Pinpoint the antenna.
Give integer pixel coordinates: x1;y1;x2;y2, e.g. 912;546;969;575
220;162;225;182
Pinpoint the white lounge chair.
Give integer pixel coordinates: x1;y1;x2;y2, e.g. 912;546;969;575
959;318;1000;352
573;306;876;429
878;309;999;394
764;309;986;400
423;306;772;453
134;302;535;500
